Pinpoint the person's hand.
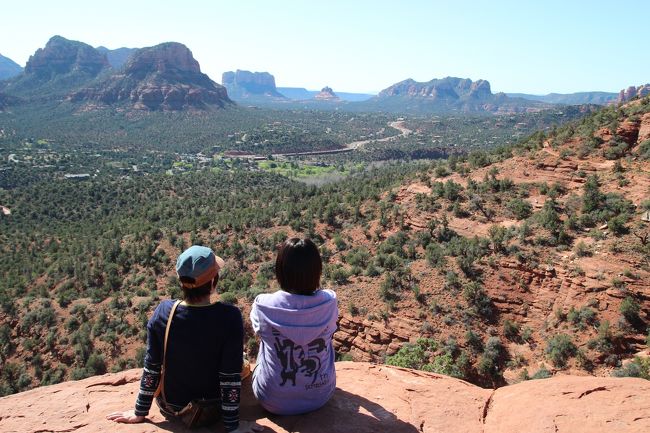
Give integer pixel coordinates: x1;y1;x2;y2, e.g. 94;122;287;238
106;410;146;423
230;420;265;433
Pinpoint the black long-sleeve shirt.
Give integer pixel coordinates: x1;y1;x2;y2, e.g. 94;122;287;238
134;299;243;432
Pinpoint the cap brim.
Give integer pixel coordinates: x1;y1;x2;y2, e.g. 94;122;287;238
180;255;224;289
215;255;225;270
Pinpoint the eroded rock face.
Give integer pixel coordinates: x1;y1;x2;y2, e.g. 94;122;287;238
618;84;650;103
0;362;647;433
24;35;109;78
379;77;493;100
69;42;231;111
314;86;340;101
222;70;285;100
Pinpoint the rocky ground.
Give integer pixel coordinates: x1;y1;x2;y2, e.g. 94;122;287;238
1;362;648;433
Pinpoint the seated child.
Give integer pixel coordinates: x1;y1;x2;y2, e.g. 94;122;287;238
250;238;338;415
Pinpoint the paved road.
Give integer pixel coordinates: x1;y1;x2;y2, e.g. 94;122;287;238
272;120;413;158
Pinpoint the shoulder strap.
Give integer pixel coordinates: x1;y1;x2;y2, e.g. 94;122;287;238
154;300;182;401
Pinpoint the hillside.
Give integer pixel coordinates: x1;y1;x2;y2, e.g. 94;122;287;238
506;91;618;105
0;53;23;80
0;98;648;396
1;362;648;433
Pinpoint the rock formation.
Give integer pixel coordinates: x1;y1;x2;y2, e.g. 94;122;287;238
0;362;648;433
1;36;110;96
379;77;492;100
24;35;109;79
618;84;650;103
69;42;231;110
365;76;547;113
314;86;340;101
222;70;286;100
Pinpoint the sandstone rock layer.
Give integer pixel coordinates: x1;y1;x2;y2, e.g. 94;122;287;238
1;362;648;433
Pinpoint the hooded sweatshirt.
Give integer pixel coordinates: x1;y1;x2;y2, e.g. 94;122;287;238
250;289;338;415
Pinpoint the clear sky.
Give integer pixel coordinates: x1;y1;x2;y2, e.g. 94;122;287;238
1;0;648;94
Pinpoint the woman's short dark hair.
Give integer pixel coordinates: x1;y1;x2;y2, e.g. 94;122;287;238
275;238;322;295
180;276;217;302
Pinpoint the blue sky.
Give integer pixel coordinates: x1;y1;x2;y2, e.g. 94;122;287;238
1;0;648;94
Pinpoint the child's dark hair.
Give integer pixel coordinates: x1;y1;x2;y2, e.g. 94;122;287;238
179;276;217;302
275;238;322;295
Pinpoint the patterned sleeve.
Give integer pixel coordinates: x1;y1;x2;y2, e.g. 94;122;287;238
220;307;244;432
134;302;165;417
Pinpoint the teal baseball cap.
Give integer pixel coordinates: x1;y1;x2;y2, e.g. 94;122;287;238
175;245;225;289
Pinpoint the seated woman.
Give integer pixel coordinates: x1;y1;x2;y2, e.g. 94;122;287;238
250;238;338;415
107;245;262;433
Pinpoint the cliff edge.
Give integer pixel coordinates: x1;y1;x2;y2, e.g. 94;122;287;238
0;362;648;433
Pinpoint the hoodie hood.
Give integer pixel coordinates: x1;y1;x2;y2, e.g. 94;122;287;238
251;289;338;346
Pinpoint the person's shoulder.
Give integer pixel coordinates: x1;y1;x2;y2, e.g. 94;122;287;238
318;288;337;300
155;298;178;314
252;290;281;306
214;301;242;319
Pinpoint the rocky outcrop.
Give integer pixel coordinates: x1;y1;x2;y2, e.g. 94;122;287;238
638;112;650;143
314;86;340;101
618;84;650;103
0;362;648;433
369;77;547;114
222;70;286;100
69;42;231;110
24;35;109;79
335;315;413;361
1;36;110;97
378;77;492;101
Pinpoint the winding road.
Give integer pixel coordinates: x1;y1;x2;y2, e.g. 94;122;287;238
272;120;413;158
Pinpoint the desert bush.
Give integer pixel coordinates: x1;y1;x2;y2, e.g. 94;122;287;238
478;337;505;380
546;334;577;368
463;282;492;318
386;338;437;370
620;297;641;325
425;242;446;268
503;320;520;341
611;357;650;380
219;292;238;305
506;198;532;220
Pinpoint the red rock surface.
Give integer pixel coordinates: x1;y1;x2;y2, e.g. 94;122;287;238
1;362;648;433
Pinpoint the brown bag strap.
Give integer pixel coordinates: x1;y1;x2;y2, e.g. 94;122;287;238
154;299;182;402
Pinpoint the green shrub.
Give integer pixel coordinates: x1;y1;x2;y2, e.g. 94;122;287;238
620;297;640;325
386;338;437;370
506;198;532;220
611;357;650;380
530;366;552;380
425;243;446;268
546;334;577;368
463;282;492;318
503;320;520;341
478;337;505;379
219;292;238;305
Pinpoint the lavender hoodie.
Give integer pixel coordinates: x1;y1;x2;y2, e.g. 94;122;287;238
250;289;338;415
